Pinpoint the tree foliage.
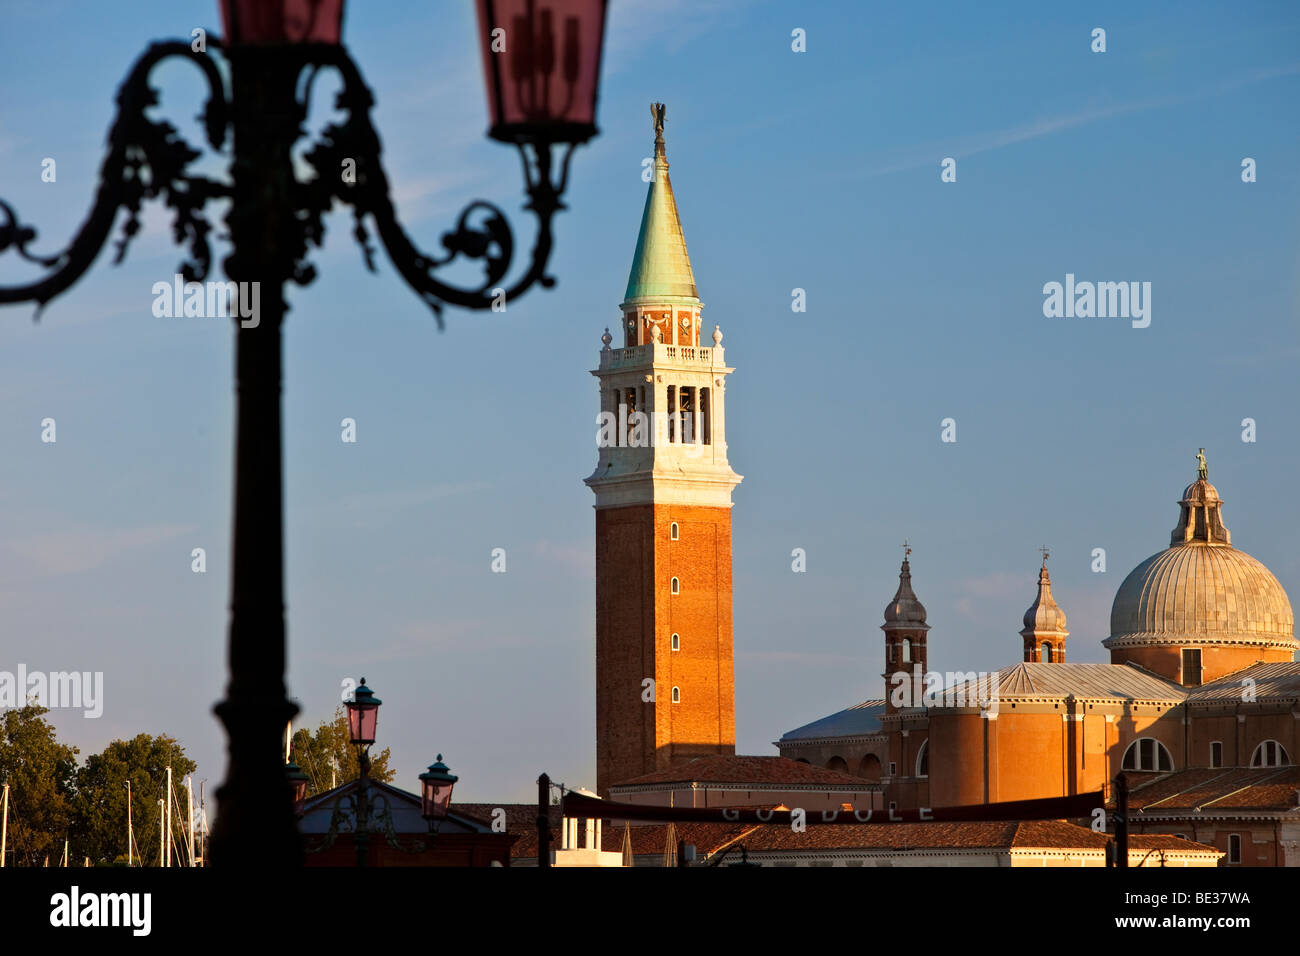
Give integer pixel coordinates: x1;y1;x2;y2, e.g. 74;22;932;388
72;734;197;865
0;706;78;867
290;707;394;797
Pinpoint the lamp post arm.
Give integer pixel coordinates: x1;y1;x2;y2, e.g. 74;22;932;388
303;47;573;322
0;40;229;313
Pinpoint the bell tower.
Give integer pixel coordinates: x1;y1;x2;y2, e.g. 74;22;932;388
586;104;742;796
882;546;930;715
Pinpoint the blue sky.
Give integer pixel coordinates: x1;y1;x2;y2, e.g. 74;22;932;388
1;0;1298;804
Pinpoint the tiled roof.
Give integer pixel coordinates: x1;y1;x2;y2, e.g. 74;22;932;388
454;803;559;858
778;700;886;742
452;803;1223;861
953;662;1186;701
609;755;874;790
732;819;1216;853
1190;661;1300;701
1123;767;1300;813
621;821;756;858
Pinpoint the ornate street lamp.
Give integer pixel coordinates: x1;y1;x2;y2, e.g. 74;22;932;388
345;679;381;748
419;755;458;832
344;677;381;866
0;1;606;869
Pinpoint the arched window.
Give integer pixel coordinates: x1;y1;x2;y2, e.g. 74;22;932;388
671;686;681;703
858;754;881;781
1121;737;1174;772
915;739;929;778
1039;642;1051;662
670;522;679;540
1251;740;1291;767
670;577;679;595
826;756;848;773
671;632;680;651
901;638;911;663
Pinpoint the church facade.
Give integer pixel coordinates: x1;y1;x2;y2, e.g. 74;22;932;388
777;464;1300;865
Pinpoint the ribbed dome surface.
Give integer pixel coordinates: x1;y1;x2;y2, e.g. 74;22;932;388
1107;544;1295;648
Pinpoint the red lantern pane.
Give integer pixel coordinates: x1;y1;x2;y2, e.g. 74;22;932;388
220;0;345;45
346;704;377;745
422;780;454;819
475;0;608;143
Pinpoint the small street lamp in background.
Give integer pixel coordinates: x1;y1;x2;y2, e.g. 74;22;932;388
419;756;459;833
344;678;382;867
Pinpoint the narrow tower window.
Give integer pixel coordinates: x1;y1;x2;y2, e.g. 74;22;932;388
667;385;676;442
671;633;680;651
671;686;681;703
1181;648;1202;687
670;577;680;595
1210;741;1223;768
1228;834;1241;864
670;522;679;540
1040;642;1052;663
701;387;712;445
901;638;911;663
679;387;696;443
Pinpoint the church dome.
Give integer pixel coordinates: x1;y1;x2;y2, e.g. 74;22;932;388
1106;545;1294;648
1104;456;1295;653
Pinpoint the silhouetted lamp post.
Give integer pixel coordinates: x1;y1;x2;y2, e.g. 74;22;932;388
0;0;608;868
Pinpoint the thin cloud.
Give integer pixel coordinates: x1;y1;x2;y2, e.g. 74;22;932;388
6;523;196;576
851;61;1300;180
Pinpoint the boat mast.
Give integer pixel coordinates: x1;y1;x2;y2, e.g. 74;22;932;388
185;776;195;867
158;798;165;867
197;780;206;867
164;766;172;868
126;779;133;867
1;783;8;868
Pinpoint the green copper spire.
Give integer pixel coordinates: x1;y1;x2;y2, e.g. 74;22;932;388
623;103;698;305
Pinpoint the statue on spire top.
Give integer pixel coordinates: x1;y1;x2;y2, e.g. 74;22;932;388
1197;448;1208;480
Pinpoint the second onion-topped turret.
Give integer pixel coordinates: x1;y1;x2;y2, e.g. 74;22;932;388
1020;552;1068;662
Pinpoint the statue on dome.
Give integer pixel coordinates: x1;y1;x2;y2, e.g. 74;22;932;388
1196;448;1207;480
